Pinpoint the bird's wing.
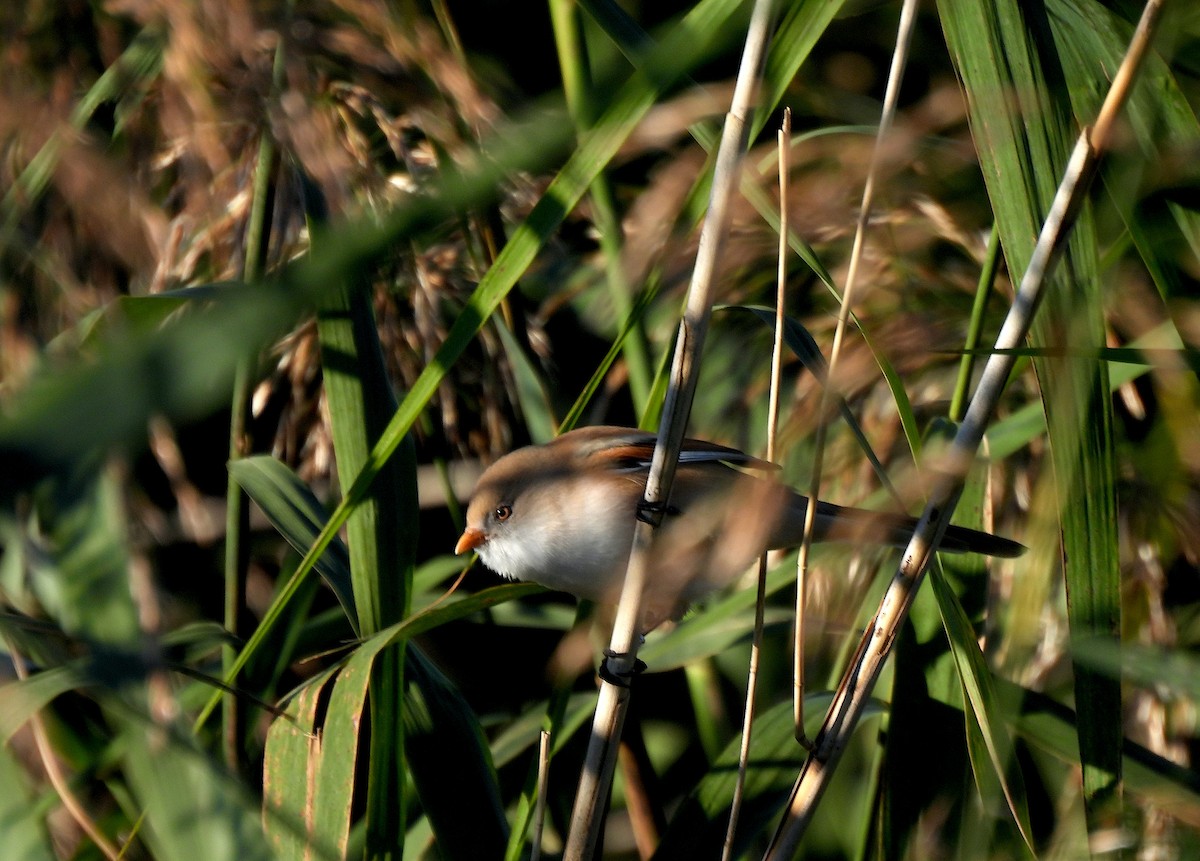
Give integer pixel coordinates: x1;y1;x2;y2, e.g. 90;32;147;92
565;425;777;472
678;438;777;471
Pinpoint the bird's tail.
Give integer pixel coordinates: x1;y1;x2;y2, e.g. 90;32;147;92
776;497;1025;558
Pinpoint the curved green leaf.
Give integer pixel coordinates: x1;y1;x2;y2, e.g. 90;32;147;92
228;455;356;632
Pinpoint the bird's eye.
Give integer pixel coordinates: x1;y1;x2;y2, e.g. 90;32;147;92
494;504;512;522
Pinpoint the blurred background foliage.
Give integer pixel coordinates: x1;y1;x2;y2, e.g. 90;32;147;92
1;0;1199;859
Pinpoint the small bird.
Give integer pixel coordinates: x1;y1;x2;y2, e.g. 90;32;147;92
455;426;1023;631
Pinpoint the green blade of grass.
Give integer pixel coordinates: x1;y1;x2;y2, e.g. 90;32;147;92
123;722;273;861
493;318;558;444
262;581;538;860
986;678;1200;821
404;648;509;859
228;455;357;632
559;277;661;433
1074;637;1200;702
982;322;1183;461
0;741;56;861
0;665;88;745
551;0;655;411
655;694;886;858
939;0;1122;830
260;637;508;860
313;642;375;859
223;23;286;773
262;667;341;860
315;239;415;857
929;565;1035;852
25;470;140;647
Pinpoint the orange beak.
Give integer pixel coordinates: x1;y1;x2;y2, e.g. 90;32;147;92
455;527;487;556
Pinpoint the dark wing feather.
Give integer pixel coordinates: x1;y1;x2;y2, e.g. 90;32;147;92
564;425;778;472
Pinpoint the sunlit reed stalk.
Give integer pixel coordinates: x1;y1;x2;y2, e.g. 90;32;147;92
767;0;1166;855
530;730;551;861
562;0;778;856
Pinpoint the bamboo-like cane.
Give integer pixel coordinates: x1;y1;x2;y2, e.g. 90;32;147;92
561;0;778;857
765;1;1166;856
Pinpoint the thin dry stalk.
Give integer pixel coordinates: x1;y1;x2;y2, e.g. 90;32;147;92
618;731;665;857
561;0;778;857
5;635;123;861
530;729;551;861
768;113;791;468
765;0;1166;856
792;0;920;742
721;107;792;861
